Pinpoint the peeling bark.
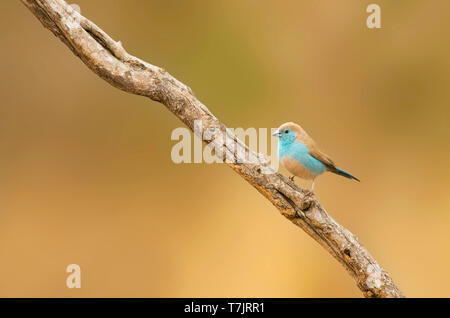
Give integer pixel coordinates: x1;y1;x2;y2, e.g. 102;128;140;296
20;0;404;298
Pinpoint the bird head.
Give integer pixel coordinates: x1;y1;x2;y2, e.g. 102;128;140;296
272;122;305;143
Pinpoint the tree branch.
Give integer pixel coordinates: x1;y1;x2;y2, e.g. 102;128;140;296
21;0;404;298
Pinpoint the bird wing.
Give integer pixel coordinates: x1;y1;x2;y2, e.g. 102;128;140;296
309;143;360;181
308;143;336;169
294;126;336;169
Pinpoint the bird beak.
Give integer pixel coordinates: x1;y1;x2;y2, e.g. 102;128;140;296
272;130;282;137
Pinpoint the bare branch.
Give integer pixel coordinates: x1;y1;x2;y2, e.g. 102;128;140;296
21;0;404;298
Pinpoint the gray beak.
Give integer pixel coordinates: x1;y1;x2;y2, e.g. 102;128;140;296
272;130;282;137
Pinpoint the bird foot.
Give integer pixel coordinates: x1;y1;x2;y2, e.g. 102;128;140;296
289;176;295;182
304;189;314;197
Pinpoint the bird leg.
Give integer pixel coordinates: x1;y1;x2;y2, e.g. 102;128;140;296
289;175;295;182
303;178;316;197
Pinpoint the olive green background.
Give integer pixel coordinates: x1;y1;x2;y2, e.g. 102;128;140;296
1;1;449;297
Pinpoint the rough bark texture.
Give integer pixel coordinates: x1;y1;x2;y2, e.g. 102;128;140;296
21;0;405;298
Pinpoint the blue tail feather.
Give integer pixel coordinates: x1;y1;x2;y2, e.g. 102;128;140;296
331;168;360;182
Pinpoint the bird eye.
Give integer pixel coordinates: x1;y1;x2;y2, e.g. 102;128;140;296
284;130;289;134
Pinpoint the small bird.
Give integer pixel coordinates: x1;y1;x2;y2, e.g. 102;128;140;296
272;122;359;192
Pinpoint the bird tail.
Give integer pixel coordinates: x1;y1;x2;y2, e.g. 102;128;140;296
329;167;360;182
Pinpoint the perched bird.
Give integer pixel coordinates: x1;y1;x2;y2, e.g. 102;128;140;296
272;122;359;192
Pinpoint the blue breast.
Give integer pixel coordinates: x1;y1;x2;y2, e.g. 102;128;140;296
278;140;327;175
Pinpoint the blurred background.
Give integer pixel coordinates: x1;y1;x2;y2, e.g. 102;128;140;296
0;0;449;297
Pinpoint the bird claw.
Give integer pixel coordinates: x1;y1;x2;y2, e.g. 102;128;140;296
289;176;295;182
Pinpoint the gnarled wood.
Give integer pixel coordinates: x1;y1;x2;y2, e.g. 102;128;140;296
21;0;404;298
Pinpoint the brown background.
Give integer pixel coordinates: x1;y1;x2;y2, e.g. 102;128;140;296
1;0;449;297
